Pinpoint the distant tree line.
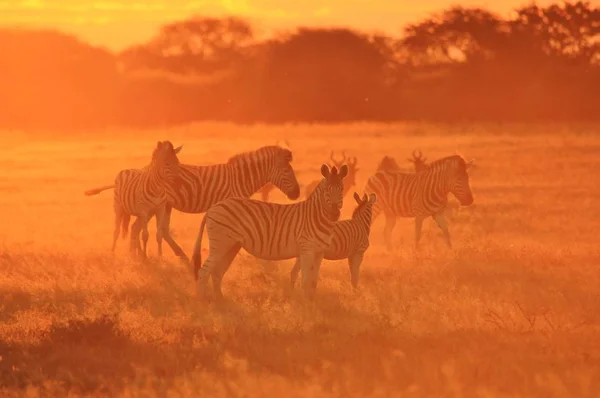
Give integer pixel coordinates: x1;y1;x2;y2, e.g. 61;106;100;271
0;1;598;130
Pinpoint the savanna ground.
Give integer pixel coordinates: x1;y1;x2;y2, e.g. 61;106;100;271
1;122;599;397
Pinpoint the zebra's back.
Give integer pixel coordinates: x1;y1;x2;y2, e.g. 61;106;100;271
205;197;309;261
324;220;369;260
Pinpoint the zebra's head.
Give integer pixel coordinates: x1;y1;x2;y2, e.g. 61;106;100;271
447;155;474;206
351;192;377;225
152;141;183;189
269;147;301;200
320;164;348;221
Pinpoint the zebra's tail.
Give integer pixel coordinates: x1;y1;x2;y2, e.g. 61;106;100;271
84;185;115;196
192;213;208;281
121;214;131;240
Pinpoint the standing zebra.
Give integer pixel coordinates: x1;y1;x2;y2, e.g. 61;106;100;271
290;192;376;290
128;145;301;262
364;154;474;251
84;141;184;259
192;164;349;300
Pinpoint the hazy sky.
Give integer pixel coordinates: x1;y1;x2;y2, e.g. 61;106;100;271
0;0;560;50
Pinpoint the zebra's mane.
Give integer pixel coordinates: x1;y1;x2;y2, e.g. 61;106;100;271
226;145;283;165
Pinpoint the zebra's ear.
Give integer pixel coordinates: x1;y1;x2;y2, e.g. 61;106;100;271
339;165;349;178
320;164;330;178
353;192;361;204
173;145;183;154
368;193;377;204
156;141;162;148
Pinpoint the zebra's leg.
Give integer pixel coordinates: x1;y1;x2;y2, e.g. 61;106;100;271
310;252;325;296
158;205;190;264
155;205;171;258
196;239;239;300
298;251;317;298
130;217;147;259
414;215;427;249
141;224;149;257
211;243;242;301
290;257;301;288
383;214;396;251
112;208;123;253
433;212;452;248
348;252;364;289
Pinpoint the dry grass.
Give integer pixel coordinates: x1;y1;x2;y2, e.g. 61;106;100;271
1;121;599;397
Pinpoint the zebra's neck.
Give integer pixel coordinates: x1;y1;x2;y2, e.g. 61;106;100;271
146;162;165;197
306;181;337;226
353;209;372;235
428;167;451;202
228;157;272;198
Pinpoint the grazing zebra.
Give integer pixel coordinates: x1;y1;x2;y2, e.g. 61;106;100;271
128;145;301;262
290;192;376;289
258;140;290;202
305;151;359;199
364;154;474;251
191;164;349;300
84;141;184;258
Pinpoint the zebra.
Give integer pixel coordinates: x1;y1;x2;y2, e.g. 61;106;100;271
84;141;184;259
364;154;474;251
191;164;349;300
126;145;301;262
378;151;460;220
290;192;376;290
304;151;359;199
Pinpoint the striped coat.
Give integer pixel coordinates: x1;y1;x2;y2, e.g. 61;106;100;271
191;164;349;300
364;155;474;250
84;141;184;258
290;192;376;289
136;145;301;261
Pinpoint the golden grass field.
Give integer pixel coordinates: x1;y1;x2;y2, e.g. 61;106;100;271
1;122;599;397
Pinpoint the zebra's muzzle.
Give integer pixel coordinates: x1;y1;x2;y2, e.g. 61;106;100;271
460;194;474;206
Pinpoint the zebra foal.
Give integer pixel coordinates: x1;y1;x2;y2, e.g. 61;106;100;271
192;164;349;300
84;141;184;258
290;192;376;289
364;154;474;251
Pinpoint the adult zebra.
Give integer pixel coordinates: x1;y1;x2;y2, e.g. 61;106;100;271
192;164;348;300
130;145;301;262
290;192;376;290
364;154;474;251
84;141;184;259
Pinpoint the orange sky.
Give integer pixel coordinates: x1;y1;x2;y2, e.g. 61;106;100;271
0;0;560;51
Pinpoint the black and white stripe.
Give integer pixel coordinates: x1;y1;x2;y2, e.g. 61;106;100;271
191;164;349;300
364;154;474;250
84;141;184;258
290;192;376;289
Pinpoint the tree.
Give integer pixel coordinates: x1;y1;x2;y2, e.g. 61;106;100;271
119;16;255;76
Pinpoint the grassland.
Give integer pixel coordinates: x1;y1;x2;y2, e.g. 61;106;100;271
1;122;599;397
